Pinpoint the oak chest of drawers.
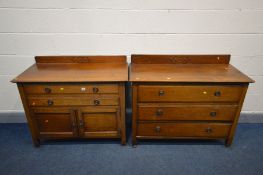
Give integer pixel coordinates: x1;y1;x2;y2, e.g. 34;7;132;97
12;56;128;146
130;55;254;146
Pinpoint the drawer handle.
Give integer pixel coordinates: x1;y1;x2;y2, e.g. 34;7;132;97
72;122;76;128
93;87;99;93
94;100;100;105
44;88;52;94
156;109;163;116
205;127;213;133
210;111;217;117
47;99;54;106
155;126;161;133
214;91;221;97
79;120;84;127
159;90;165;96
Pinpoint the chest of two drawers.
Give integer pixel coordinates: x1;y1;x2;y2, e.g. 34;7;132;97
22;83;125;144
25;84;119;107
133;84;247;145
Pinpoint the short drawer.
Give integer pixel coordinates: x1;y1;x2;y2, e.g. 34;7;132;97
24;84;118;94
137;122;231;138
138;105;238;121
138;85;244;102
27;95;119;107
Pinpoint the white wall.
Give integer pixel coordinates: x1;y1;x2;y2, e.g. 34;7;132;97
0;0;263;122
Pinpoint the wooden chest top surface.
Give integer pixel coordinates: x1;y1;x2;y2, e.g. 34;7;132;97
130;55;254;83
12;56;128;83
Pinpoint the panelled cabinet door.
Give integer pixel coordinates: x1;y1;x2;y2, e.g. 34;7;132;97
30;108;78;138
78;107;120;138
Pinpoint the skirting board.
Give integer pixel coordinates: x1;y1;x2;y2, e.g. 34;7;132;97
0;110;262;123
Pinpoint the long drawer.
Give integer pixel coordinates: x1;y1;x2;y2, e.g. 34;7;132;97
27;95;119;107
24;84;118;94
138;105;238;121
138;85;244;102
137;122;231;138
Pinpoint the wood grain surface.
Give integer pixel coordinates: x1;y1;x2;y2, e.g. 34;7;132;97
12;56;128;83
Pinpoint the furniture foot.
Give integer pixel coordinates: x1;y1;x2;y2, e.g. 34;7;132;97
132;138;137;148
225;138;233;147
121;139;126;146
33;138;40;147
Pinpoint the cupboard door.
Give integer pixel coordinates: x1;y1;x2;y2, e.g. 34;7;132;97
78;107;120;138
30;108;78;138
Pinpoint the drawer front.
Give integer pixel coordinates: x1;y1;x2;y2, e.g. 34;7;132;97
28;95;119;107
138;85;244;102
138;105;238;121
137;123;231;138
24;84;118;94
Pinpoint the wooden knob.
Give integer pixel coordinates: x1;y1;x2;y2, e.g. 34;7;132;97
156;109;163;116
155;126;161;133
79;120;84;127
93;87;99;93
72;122;76;128
44;88;51;94
47;99;54;106
205;127;213;133
210;111;217;117
94;100;100;105
214;91;221;97
159;90;165;96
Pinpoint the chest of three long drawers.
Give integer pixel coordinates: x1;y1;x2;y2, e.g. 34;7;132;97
132;84;248;146
130;54;253;147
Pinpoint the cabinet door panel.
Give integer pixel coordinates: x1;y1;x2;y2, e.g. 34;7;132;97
31;108;77;138
84;113;117;131
78;107;120;138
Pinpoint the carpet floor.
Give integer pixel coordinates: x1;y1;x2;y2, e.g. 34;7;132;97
0;123;263;175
